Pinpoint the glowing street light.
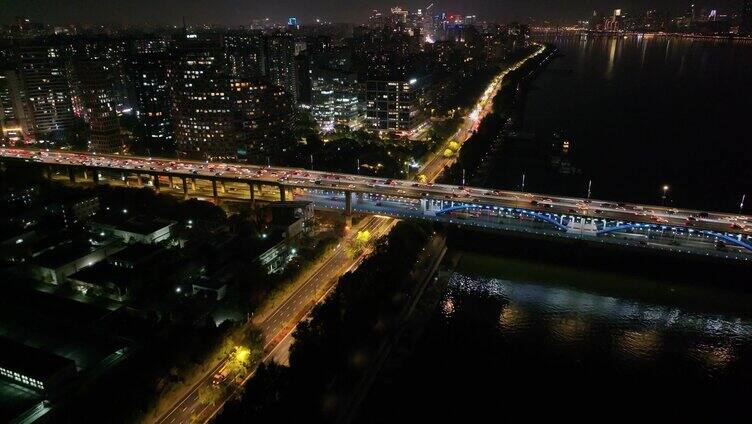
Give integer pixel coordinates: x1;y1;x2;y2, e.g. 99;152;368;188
661;185;670;205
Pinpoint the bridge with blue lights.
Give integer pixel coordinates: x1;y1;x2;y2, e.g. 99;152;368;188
2;147;751;261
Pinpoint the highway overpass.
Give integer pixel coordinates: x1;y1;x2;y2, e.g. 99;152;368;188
2;147;751;260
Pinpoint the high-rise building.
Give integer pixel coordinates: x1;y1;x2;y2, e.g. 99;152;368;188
224;31;265;78
231;78;295;159
129;37;173;152
362;79;416;134
71;58;123;153
310;48;359;131
311;68;359;132
0;71;27;143
15;42;75;144
743;0;752;35
265;33;299;103
171;33;237;160
353;26;420;136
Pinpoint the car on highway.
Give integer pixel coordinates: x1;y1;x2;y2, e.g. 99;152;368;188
212;365;230;386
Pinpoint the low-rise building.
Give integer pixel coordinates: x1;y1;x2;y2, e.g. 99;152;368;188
91;215;176;244
256;238;294;274
67;243;166;300
264;201;314;240
64;195;100;224
68;262;131;300
0;336;77;393
192;277;228;301
108;242;165;269
31;239;124;285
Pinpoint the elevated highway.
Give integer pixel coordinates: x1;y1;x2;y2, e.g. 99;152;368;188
2;147;751;260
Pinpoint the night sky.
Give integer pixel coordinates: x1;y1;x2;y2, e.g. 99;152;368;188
0;1;743;26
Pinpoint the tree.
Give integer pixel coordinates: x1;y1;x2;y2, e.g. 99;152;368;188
345;230;372;259
198;385;223;406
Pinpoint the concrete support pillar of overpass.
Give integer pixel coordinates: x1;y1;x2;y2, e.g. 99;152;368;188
82;169;88;181
343;191;353;229
248;182;255;206
212;179;219;201
191;178;197;191
92;168;99;184
279;184;287;202
181;177;188;198
153;174;160;192
168;175;174;189
68;166;76;183
219;180;226;194
344;190;353;216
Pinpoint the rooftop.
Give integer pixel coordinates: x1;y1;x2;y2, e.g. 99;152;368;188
93;215;176;236
33;240;103;269
0;336;76;381
68;262;132;292
109;242;164;265
117;216;175;235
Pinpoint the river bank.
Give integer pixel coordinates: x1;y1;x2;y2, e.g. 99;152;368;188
437;43;557;187
353;33;752;423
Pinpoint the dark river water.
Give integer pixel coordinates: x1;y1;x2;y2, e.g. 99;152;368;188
520;34;752;212
357;37;752;422
359;251;752;421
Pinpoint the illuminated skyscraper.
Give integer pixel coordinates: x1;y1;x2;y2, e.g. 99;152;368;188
129;37;173;152
171;33;237;160
0;71;27;143
15;42;75;144
310;48;359;131
742;0;752;35
362;79;416;134
231;78;295;159
265;33;299;103
71;58;123;153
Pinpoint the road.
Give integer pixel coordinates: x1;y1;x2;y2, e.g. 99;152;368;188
2;143;750;238
155;216;394;424
2;41;747;423
151;46;569;423
2;42;747;239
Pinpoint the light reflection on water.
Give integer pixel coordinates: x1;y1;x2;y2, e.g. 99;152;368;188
445;273;752;373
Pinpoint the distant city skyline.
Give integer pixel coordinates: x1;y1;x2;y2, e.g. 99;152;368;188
0;0;746;26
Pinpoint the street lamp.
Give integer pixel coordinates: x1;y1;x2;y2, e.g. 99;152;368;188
740;194;746;214
661;185;669;205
